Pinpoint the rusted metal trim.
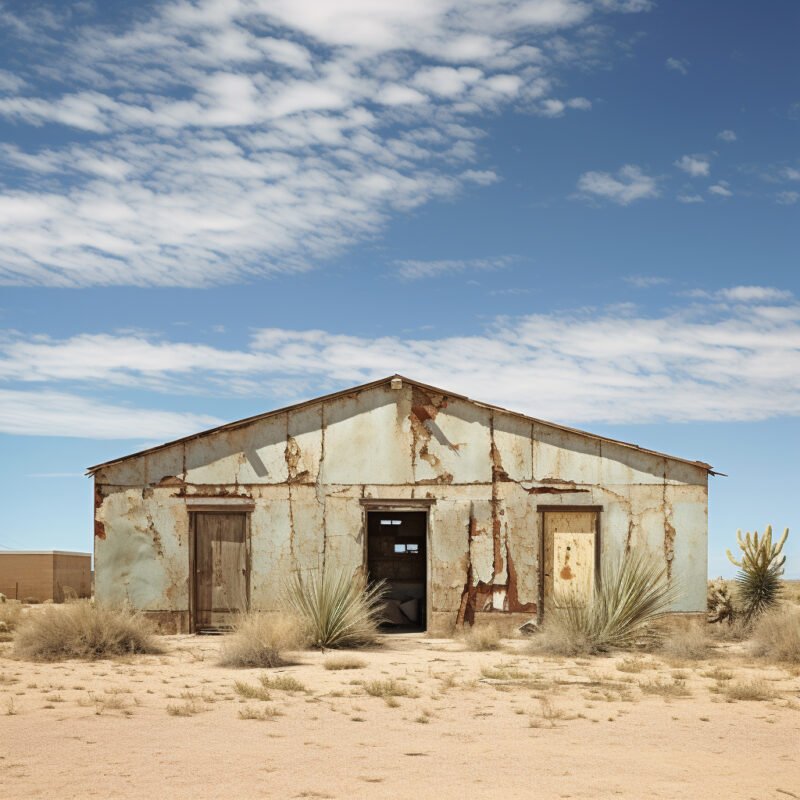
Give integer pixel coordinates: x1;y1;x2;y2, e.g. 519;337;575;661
86;374;717;476
535;504;604;512
185;498;255;512
359;498;436;507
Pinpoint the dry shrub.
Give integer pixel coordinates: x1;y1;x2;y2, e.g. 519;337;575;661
219;612;308;668
13;601;161;661
722;679;776;702
461;623;502;651
659;622;713;661
363;679;413;698
750;606;800;663
285;569;385;649
708;616;751;643
324;654;366;670
0;601;22;639
530;549;680;656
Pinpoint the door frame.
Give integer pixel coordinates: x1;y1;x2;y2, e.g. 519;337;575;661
188;506;253;633
360;498;434;632
537;505;602;625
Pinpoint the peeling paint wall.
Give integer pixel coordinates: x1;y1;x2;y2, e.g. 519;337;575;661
93;382;709;630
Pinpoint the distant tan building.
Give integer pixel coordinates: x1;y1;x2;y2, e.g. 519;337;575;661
0;551;92;603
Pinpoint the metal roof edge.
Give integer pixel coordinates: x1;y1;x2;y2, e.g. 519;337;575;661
86;374;717;476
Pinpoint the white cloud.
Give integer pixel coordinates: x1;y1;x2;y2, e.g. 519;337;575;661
665;57;689;75
460;169;499;185
783;167;800;181
776;190;799;205
677;194;704;204
624;275;668;288
717;129;737;142
0;389;221;439
716;286;793;303
0;0;648;287
577;164;659;205
708;182;732;197
2;289;799;433
392;255;516;280
675;154;710;177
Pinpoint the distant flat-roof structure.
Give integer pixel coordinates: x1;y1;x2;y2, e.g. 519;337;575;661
0;551;91;603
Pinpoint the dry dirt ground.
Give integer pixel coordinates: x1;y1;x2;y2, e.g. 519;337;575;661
1;632;799;800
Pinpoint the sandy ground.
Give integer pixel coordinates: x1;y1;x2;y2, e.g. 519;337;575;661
1;633;798;800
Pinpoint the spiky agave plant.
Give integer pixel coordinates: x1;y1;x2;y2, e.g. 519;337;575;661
547;548;681;654
284;568;386;649
727;525;789;623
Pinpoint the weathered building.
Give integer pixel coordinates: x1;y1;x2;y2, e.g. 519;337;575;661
88;376;714;633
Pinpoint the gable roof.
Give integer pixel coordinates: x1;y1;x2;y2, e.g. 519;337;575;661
86;374;718;475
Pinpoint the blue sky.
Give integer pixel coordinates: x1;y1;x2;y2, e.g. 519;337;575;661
0;0;797;577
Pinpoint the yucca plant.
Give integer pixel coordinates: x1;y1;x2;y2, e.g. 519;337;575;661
536;548;681;655
283;568;386;649
726;525;789;623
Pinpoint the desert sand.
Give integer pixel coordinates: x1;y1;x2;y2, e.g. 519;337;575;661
1;633;798;799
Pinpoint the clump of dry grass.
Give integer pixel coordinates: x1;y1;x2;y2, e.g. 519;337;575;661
13;601;161;661
721;679;777;702
0;600;22;640
239;705;282;721
233;680;271;701
324;654;366;670
616;657;652;673
166;698;206;716
750;606;800;663
363;679;413;699
219;612;308;668
640;678;692;698
260;674;306;693
461;623;502;651
659;622;713;661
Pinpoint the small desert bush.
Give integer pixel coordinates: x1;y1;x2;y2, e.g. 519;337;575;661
324;654;366;670
239;705;281;721
750;606;800;663
659;622;713;661
0;600;22;640
363;679;412;698
260;674;306;693
721;679;776;702
530;549;680;656
641;678;692;698
13;601;161;661
461;623;502;651
284;568;385;649
219;612;308;668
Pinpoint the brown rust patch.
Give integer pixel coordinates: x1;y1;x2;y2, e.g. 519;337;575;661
664;518;676;580
285;435;310;483
505;551;537;614
94;484;106;539
523;486;590;495
157;475;185;487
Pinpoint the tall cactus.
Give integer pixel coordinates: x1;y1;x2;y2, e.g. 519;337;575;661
726;525;789;622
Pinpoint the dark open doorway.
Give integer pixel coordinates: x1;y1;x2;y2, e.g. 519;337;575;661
367;510;427;632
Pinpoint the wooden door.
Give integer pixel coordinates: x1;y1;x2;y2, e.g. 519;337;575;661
194;512;248;630
543;510;597;616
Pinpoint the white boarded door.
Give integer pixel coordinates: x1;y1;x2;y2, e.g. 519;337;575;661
543;510;598;614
